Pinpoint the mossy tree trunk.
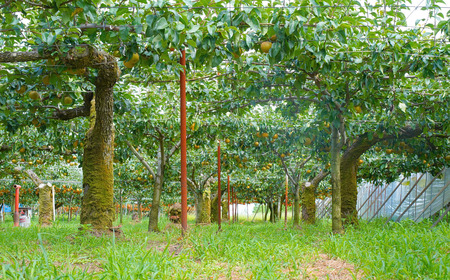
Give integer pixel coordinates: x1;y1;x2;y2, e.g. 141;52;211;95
301;184;315;224
119;189;123;224
331;122;343;234
302;170;329;224
340;126;423;226
222;199;228;221
211;195;218;223
25;169;53;226
0;47;119;230
195;188;211;224
293;185;301;226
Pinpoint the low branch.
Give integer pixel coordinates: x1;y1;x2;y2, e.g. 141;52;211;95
0;50;52;63
126;141;156;179
49;91;93;120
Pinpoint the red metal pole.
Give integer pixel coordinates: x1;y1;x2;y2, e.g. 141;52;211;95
180;49;188;234
217;140;221;231
227;174;230;221
13;185;21;227
285;175;288;229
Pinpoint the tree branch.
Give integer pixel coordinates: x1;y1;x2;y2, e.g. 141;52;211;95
49;91;93;120
126;140;156;178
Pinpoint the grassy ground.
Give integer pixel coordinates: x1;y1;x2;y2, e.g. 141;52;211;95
0;215;448;279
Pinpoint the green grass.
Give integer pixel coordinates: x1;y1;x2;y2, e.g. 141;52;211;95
0;215;448;279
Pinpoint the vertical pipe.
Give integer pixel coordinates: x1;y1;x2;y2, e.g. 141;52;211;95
285;174;288;229
217;140;222;231
227;174;230;221
13;185;21;227
180;49;188;234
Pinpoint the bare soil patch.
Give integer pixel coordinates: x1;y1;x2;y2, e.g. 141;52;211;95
302;253;362;279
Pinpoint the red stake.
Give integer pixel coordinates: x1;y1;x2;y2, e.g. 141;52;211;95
227;174;230;221
13;185;21;227
217;140;221;231
180;49;187;234
285;175;288;229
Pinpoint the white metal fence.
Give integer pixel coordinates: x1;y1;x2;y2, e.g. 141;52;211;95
316;168;450;224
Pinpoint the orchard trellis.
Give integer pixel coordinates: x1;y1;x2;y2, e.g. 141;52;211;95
0;0;449;233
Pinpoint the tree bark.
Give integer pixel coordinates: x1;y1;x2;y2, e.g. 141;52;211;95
148;139;165;232
195;188;211;224
331;124;343;234
25;169;53;226
302;170;330;224
340;126;423;225
301;184;315;224
119;189;123;224
293;185;301;226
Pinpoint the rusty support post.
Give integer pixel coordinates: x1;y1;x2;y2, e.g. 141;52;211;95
180;49;187;234
227;174;230;221
13;185;21;227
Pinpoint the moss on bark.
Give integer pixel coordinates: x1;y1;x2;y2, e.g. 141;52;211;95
211;195;219;223
341;160;359;225
25;170;52;226
301;185;316;224
293;186;301;226
80;96;115;230
196;188;211;224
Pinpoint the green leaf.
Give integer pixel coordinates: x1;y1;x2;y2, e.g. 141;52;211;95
187;40;197;48
155;18;169;30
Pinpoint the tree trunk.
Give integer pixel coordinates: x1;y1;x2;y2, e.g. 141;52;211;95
293;185;301;226
148;179;163;231
211;195;218;223
137;198;142;220
340;159;359;225
331;125;343;234
68;195;73;222
81;95;115;230
302;170;329;225
195;188;211;224
277;196;282;220
302;184;316;224
25;169;53;226
264;203;269;221
222;199;228;221
119;189;123;224
339;125;423;226
148;140;165;232
78;48;118;231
